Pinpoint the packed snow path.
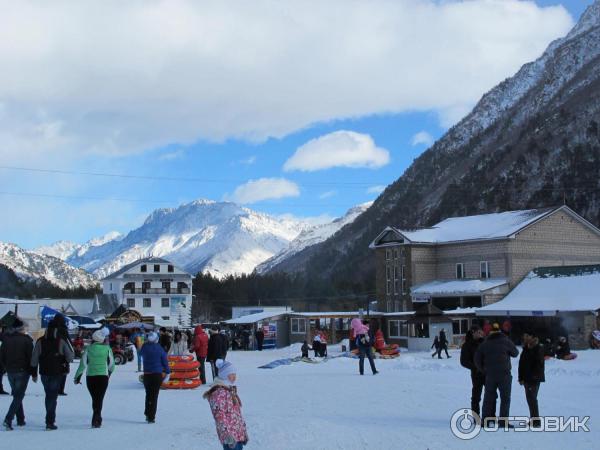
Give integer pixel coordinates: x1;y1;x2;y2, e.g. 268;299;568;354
1;345;598;449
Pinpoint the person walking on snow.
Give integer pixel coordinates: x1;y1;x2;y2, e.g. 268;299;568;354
254;327;264;351
475;323;519;427
1;318;34;430
351;318;378;376
74;329;115;428
140;332;170;423
431;336;440;358
204;359;249;450
30;320;74;430
312;333;322;358
190;325;208;384
49;314;72;396
460;325;485;416
130;328;145;372
518;332;545;428
208;328;225;380
437;329;451;358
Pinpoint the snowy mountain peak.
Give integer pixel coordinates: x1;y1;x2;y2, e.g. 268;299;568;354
0;242;98;290
256;202;372;274
566;0;600;39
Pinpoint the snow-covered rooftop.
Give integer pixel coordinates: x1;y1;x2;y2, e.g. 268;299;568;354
290;311;365;318
224;309;291;324
411;278;508;296
477;265;600;316
369;207;597;247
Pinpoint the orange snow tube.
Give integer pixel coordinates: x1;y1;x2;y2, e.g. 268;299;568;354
168;355;194;362
162;378;202;389
169;360;200;371
169;369;200;380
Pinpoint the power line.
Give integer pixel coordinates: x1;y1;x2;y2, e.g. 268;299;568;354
0;165;382;187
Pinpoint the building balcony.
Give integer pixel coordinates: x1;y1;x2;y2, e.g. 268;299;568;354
122;288;190;295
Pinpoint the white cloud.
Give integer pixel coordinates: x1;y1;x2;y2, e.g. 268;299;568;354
226;178;300;204
367;185;386;195
319;190;337;199
158;149;185;161
284;131;390;172
411;131;435;147
239;156;257;165
0;1;573;159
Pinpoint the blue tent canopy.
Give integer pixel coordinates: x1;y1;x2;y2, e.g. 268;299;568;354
40;306;79;330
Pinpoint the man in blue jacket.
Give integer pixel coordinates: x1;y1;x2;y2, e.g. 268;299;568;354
139;332;170;423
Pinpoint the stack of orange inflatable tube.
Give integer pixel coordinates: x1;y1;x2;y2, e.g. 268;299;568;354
163;355;202;389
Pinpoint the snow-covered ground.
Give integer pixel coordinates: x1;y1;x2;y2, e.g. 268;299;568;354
1;345;598;449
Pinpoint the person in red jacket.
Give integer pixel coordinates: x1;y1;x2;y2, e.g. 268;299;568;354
190;325;208;384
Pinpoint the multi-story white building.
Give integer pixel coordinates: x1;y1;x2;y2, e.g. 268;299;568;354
101;257;193;327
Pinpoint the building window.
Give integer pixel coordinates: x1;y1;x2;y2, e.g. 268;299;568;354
162;316;170;320
126;298;135;308
394;300;401;312
393;248;398;260
389;320;408;338
142;281;151;293
143;298;151;308
168;265;174;273
154;264;160;273
401;265;406;294
109;282;112;291
291;318;307;334
480;261;490;279
161;298;170;308
385;249;391;260
456;263;465;279
386;300;392;313
386;266;392;295
393;266;399;295
141;264;147;273
453;319;470;335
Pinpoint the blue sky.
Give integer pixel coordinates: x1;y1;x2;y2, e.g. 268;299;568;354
0;0;593;249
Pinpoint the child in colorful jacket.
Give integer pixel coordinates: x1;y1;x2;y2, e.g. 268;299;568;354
203;359;249;450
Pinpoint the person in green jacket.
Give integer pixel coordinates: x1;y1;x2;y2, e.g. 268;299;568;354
74;329;115;428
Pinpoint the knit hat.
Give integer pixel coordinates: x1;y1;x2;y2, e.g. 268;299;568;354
92;330;105;343
215;359;236;383
491;323;501;332
147;331;159;343
12;318;25;331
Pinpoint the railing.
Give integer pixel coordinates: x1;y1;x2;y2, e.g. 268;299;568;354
122;288;190;295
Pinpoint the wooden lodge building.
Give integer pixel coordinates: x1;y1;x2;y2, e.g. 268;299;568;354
369;206;600;349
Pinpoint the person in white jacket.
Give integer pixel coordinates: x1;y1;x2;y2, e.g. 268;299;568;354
168;330;189;356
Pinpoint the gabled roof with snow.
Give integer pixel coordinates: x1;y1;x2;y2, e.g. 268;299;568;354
101;257;186;280
370;206;600;247
477;265;600;316
411;278;508;297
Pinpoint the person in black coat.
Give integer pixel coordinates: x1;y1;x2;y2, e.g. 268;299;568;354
518;333;545;428
438;329;450;358
255;328;265;351
207;328;224;380
431;336;440;358
0;318;35;430
0;329;8;395
475;323;519;426
460;325;486;416
554;336;571;359
48;315;71;396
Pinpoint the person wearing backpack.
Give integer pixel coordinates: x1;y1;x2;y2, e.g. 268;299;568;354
74;329;115;428
351;319;378;375
460;325;485;416
30;320;74;430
